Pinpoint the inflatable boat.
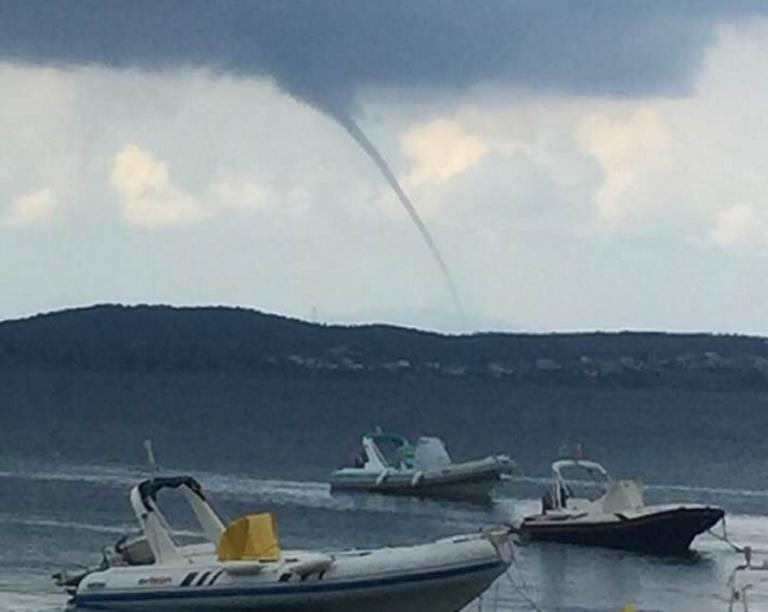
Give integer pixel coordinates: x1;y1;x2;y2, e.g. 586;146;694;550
55;475;513;611
330;431;515;501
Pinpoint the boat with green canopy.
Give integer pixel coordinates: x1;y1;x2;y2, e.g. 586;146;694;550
330;430;515;501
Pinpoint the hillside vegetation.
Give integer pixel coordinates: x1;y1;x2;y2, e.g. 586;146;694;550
1;304;768;389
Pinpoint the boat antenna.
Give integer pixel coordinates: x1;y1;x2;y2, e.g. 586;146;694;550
557;441;585;460
143;439;159;477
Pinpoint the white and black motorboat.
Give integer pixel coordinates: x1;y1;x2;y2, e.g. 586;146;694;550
330;431;515;501
519;457;724;554
55;475;513;611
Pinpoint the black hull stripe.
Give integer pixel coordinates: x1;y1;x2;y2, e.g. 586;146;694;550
75;560;503;604
195;572;211;586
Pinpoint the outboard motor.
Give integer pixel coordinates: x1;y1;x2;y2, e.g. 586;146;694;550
53;567;92;595
115;535;155;565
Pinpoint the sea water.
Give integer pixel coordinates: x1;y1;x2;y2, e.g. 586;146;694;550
3;379;768;611
1;457;767;612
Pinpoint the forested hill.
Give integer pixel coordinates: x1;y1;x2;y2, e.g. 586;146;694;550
2;304;768;389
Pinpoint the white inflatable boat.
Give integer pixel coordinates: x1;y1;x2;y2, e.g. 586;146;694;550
330;431;515;501
55;475;512;611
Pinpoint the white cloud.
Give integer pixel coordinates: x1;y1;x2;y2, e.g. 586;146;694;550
1;188;58;227
578;108;670;226
211;177;273;211
401;118;490;187
110;144;207;229
0;63;82;221
712;204;768;247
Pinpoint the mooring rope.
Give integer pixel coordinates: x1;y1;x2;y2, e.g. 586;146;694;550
504;554;544;612
708;515;748;554
705;516;766;612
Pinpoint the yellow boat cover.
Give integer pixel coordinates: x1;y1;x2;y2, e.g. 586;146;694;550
217;513;281;561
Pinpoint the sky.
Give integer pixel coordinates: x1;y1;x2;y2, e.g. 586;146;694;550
2;1;768;333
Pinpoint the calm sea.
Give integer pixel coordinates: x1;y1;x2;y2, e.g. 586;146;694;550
3;378;768;611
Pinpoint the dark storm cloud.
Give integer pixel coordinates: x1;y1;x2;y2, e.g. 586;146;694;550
0;0;765;110
0;0;764;322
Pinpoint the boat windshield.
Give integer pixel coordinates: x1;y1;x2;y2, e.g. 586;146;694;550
555;463;610;501
370;433;415;468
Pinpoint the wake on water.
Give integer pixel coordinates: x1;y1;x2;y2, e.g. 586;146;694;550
6;460;768;543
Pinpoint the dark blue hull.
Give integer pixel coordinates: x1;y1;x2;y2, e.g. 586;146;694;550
521;507;724;555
